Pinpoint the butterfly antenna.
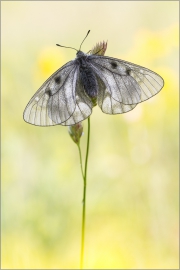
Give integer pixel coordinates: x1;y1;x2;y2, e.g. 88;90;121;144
79;30;90;51
56;44;78;52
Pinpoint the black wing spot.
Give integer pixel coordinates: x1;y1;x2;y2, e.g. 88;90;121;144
111;61;118;69
45;88;52;96
54;76;61;84
126;69;131;75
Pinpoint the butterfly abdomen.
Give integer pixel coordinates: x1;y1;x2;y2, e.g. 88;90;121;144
78;56;98;99
80;67;98;98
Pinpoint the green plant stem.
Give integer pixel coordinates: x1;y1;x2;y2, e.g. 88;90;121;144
80;117;90;269
77;143;84;179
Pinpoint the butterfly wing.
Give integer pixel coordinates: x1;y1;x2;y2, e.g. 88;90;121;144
89;55;164;108
96;75;137;114
23;61;79;126
61;73;93;125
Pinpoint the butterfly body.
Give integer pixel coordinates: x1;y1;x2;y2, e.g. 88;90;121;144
76;52;98;99
23;47;164;126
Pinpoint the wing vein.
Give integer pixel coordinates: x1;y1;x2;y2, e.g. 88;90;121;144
121;75;134;104
112;73;123;102
133;70;154;97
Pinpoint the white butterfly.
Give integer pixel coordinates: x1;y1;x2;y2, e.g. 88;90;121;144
23;31;164;126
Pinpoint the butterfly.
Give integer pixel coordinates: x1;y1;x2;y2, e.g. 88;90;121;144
23;31;164;126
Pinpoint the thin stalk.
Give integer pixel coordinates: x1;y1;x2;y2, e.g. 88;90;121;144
80;117;90;269
77;143;84;179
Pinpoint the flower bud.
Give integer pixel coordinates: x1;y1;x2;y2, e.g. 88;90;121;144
68;122;83;144
90;41;107;56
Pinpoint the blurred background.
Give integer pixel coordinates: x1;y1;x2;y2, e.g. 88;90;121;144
2;1;179;269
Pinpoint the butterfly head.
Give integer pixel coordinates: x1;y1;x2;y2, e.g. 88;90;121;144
76;51;86;58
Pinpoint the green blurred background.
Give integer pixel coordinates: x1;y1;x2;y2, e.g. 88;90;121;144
2;1;179;269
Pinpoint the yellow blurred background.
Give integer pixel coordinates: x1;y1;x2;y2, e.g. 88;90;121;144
2;1;179;269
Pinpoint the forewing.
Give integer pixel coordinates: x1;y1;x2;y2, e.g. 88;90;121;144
23;61;78;126
89;55;164;105
96;76;137;114
61;72;93;126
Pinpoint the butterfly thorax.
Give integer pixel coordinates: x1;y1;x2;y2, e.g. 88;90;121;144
76;51;98;102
